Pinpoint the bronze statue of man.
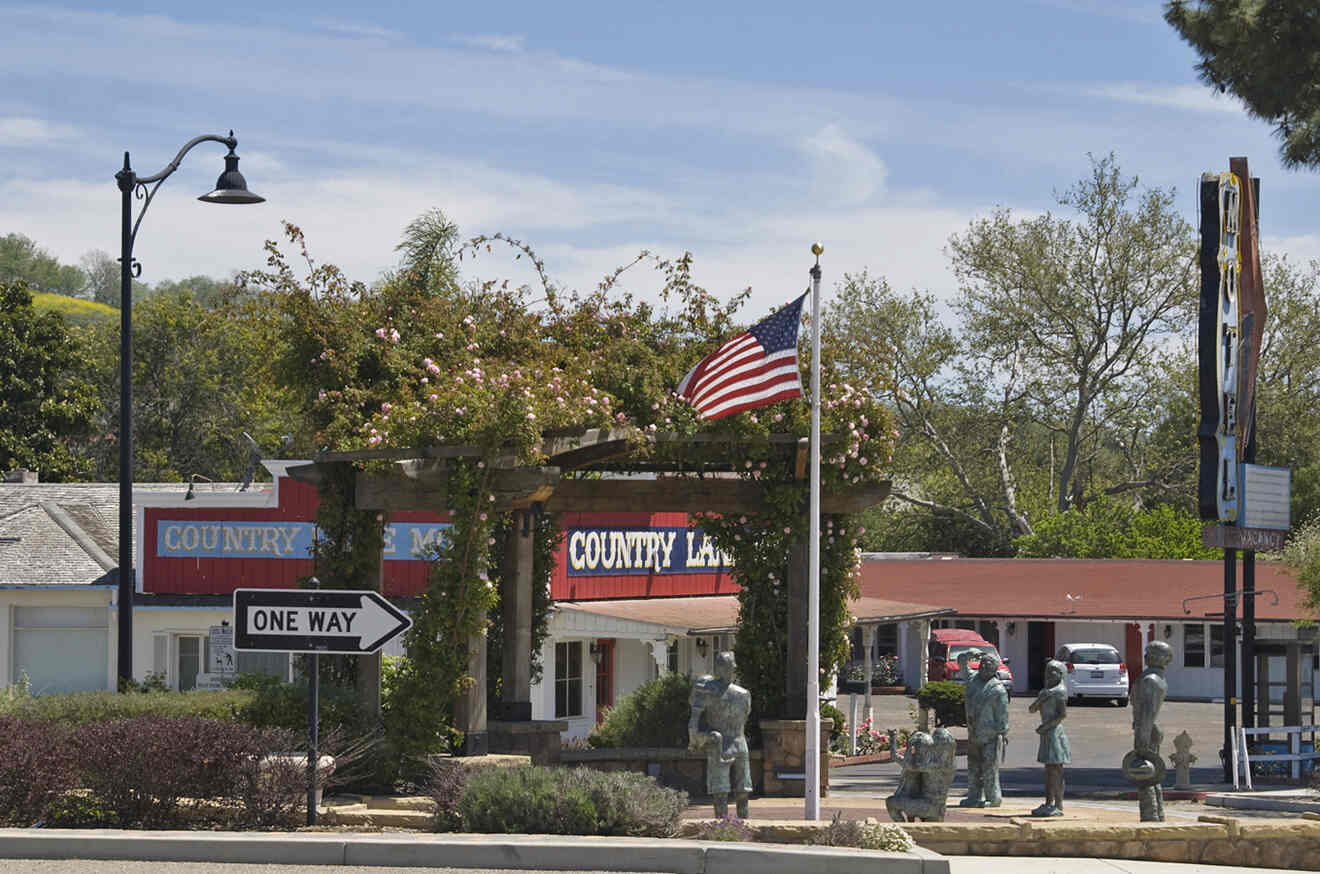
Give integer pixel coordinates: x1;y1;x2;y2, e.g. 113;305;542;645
688;650;752;818
958;649;1009;808
1128;640;1172;822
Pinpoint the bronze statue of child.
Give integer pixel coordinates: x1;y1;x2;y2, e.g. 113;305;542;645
1028;658;1071;816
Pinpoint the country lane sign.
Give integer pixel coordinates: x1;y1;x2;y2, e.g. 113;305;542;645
233;588;412;654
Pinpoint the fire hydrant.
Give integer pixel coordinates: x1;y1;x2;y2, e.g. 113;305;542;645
1171;730;1197;789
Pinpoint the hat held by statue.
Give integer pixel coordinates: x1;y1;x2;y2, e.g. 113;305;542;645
1121;749;1167;787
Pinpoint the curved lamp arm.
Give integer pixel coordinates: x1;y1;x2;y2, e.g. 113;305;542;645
116;132;238;254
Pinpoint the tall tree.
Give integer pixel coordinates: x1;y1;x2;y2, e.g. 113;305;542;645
0;234;84;297
947;154;1198;512
0;281;96;480
1165;0;1320;169
79;250;120;307
824;272;1034;552
78;291;302;482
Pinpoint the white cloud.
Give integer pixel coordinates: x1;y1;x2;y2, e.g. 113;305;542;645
457;33;527;54
1073;82;1245;115
0;116;78;145
800;125;888;206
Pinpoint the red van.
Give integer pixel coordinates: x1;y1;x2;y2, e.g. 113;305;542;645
927;628;1014;697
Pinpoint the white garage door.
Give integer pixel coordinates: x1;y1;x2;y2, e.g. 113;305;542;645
13;606;109;694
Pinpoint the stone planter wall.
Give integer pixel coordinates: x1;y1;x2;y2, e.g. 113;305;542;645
902;815;1320;870
759;718;832;798
560;747;764;797
487;719;568;765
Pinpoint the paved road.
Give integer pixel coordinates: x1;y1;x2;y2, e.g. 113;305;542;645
0;865;654;874
1;855;1302;874
834;695;1234;789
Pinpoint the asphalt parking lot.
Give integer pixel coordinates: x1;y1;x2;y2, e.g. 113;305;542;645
833;693;1235;790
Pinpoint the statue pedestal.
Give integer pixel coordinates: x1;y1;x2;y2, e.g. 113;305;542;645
758;718;832;798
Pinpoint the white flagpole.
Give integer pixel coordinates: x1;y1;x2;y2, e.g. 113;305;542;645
805;243;823;820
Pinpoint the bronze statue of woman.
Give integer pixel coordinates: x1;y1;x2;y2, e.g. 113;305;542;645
1029;658;1071;816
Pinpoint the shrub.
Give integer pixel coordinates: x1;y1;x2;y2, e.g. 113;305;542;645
65;716;319;828
589;673;693;748
0;688;252;724
691;815;753;842
70;716;255;827
820;813;916;851
232;675;373;734
819;701;846;747
916;681;966;728
0;717;78;826
457;765;686;837
427;758;472;832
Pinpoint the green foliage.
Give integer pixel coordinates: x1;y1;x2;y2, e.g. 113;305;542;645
1165;0;1320;168
0;280;97;480
228;673;373;733
77;289;303;482
1015;497;1218;559
819;701;846;746
31;292;117;329
456;765;686;836
1282;516;1320;623
588;672;694;749
0;234;84;297
690;815;754;841
917;681;966;728
820;813;917;851
0;688;249;724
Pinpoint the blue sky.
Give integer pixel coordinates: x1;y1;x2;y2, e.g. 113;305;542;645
2;1;1316;317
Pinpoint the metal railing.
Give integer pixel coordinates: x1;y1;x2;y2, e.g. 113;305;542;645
1231;724;1320;790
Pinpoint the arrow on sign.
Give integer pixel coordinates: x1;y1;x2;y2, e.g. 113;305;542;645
233;588;412;654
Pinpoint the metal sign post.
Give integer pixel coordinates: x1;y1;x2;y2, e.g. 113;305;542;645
233;583;411;825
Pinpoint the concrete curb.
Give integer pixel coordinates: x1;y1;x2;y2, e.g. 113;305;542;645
0;828;950;873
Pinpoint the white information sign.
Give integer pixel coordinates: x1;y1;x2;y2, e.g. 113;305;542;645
194;672;227;691
209;624;236;674
1241;464;1291;531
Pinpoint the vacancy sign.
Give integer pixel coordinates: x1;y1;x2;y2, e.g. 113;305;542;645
233;588;412;654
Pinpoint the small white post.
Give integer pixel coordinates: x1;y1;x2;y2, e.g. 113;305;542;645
849;691;858;756
1241;726;1254;791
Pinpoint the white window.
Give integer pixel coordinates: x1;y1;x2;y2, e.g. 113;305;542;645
152;631;291;690
555;642;583;718
1184;624;1206;668
12;606;109;694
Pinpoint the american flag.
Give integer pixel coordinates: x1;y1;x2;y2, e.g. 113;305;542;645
677;293;806;420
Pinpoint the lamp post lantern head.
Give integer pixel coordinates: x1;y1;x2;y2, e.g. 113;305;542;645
198;140;264;205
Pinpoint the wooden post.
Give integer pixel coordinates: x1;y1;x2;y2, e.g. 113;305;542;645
499;509;535;720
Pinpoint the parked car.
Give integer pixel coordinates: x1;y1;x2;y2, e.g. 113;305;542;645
927;629;1014;699
1055;642;1129;706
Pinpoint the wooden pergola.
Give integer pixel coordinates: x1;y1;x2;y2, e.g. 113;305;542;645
289;427;890;754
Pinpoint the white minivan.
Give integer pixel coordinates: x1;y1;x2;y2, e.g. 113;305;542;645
1055;643;1129;706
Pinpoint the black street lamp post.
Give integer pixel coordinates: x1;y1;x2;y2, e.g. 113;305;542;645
115;132;263;686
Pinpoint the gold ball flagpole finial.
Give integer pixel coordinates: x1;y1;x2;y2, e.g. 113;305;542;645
811;242;824;257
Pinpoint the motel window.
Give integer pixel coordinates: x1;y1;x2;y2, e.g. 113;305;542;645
236;651;291;680
1210;624;1225;669
876;623;899;657
668;641;679;674
1184;624;1206;668
555;642;583;718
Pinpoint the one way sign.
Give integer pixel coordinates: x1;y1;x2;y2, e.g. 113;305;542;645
233;588;412;654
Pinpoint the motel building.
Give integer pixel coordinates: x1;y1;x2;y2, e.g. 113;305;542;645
1;465;1314;739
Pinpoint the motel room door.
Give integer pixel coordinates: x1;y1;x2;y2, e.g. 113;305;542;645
594;639;615;724
1027;622;1055;691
